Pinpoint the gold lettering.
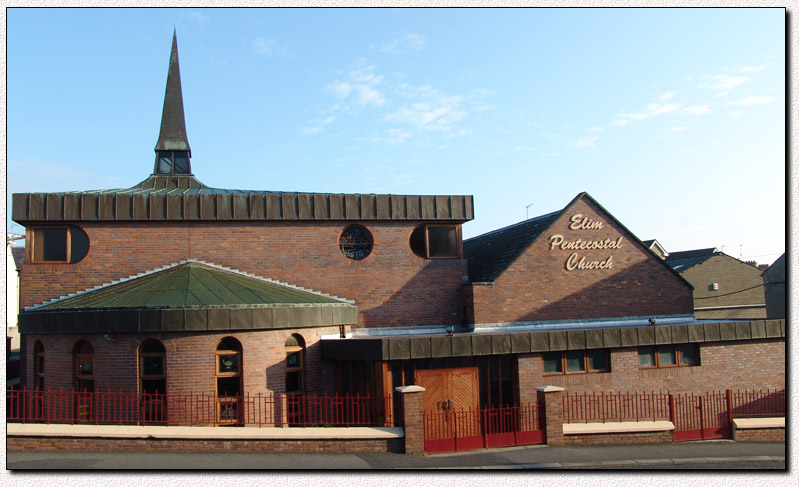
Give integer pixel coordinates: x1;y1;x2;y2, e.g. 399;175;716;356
549;234;564;250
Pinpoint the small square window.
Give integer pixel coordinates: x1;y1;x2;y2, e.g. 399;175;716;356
542;352;562;374
587;349;608;371
565;350;585;373
638;347;655;367
658;345;677;366
678;344;699;365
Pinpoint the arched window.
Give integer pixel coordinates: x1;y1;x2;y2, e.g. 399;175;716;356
285;334;305;395
73;340;94;422
33;341;45;390
139;339;166;423
215;337;242;424
73;340;94;393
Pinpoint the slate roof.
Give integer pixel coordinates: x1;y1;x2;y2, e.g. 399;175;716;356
30;260;351;311
464;210;562;283
665;248;718;272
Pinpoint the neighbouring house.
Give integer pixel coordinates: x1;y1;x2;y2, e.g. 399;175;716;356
6;234;24;386
665;248;768;320
10;32;784;452
762;253;786;319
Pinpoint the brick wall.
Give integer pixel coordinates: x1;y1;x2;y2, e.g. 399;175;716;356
734;428;785;442
470;197;693;324
20;221;467;329
517;339;785;403
562;431;672;446
21;326;341;394
7;436;403;453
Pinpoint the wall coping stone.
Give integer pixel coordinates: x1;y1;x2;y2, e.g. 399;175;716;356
732;418;785;429
563;421;675;435
535;385;565;393
395;385;426;394
7;423;403;440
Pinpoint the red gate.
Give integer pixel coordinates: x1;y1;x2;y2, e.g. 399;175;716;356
672;391;731;442
423;402;544;454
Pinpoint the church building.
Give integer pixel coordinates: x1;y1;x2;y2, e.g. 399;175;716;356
13;33;785;432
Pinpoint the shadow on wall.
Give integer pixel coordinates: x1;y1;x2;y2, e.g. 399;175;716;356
477;259;694;324
360;259;467;328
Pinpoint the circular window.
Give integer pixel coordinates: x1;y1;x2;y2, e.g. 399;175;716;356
339;225;373;260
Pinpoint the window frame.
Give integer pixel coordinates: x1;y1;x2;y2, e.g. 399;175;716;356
638;344;700;369
410;224;462;259
28;226;90;264
542;349;611;376
285;334;306;395
339;225;374;261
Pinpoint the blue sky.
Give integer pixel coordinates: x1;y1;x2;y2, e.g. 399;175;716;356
5;7;786;265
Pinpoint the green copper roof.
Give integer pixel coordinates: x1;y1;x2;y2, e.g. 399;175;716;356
34;261;346;310
154;30;192;157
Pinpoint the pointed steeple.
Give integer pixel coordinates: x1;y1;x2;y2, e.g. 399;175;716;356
154;29;192;175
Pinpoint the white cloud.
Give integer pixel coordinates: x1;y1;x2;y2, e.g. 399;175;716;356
385;96;466;130
669;126;689;132
740;64;768;72
376;34;428;54
617;102;679;123
327;65;387;108
658;91;677;102
252;37;288;58
572;135;600;148
726;95;776;106
586;126;604;133
300;116;337;136
682;105;712;115
700;75;750;91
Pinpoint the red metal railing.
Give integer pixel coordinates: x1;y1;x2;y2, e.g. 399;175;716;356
286;393;396;427
7;387;395;427
562;391;671;423
729;389;785;419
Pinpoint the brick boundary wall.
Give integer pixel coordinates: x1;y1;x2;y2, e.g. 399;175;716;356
7;436;403;454
733;428;785;442
562;431;673;446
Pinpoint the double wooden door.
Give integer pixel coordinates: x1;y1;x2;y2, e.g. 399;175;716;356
415;367;479;413
416;367;481;451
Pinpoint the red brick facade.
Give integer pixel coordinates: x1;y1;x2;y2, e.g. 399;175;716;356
517;339;785;403
469;196;693;324
23;326;341;395
20;221;467;329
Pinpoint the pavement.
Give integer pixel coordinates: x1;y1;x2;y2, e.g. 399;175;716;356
5;439;787;470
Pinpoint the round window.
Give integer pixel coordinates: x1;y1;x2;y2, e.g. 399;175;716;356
339;225;373;260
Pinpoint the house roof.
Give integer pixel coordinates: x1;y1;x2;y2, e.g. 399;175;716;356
665;248;718;272
11;247;25;269
464;210;562;283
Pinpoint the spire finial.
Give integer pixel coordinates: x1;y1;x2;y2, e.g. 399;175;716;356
154;30;192;175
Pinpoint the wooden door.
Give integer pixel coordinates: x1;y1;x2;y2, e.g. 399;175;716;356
415;367;479;412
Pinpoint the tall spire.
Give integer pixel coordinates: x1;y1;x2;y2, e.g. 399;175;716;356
154;29;192;175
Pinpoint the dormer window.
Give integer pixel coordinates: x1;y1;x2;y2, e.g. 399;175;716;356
155;150;191;175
